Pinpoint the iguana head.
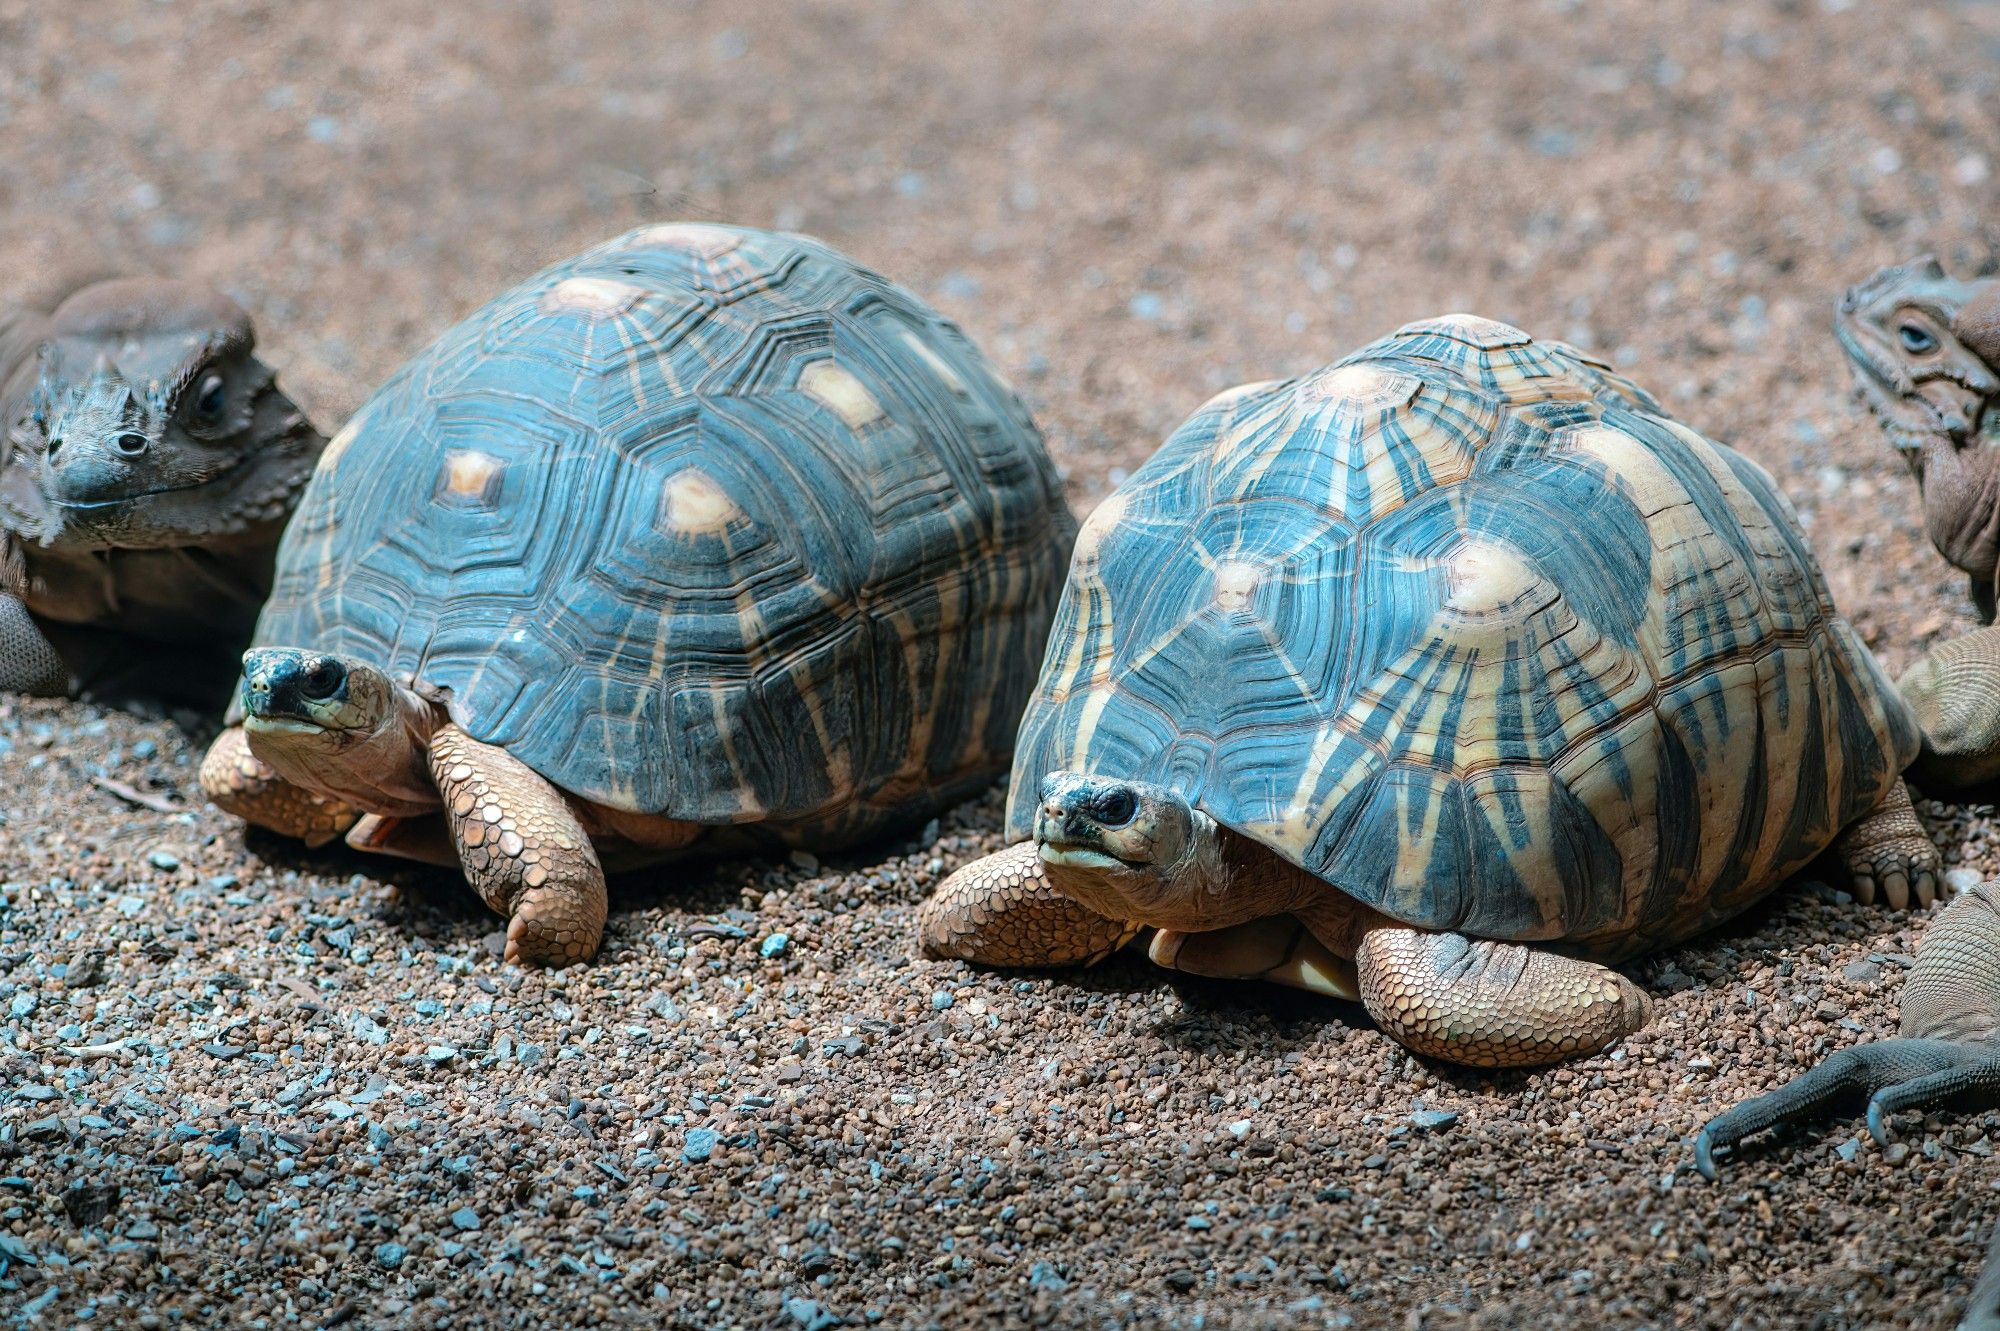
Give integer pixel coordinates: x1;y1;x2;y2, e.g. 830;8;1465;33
1837;257;2000;588
7;279;323;549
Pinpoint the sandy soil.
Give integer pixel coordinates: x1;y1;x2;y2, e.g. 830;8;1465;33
4;1;2000;1326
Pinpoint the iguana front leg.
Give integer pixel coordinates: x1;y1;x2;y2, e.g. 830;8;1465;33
1695;881;2000;1161
0;589;71;695
0;533;70;695
1693;882;2000;1329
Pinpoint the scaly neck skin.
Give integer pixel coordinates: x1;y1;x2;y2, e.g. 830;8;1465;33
1044;805;1382;946
1205;825;1391;958
248;681;442;818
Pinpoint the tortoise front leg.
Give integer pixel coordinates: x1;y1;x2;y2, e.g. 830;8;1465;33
919;841;1139;969
198;725;359;846
1355;928;1651;1068
1836;778;1944;910
428;724;606;966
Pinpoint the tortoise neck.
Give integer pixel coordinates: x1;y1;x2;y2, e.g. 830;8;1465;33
250;680;444;818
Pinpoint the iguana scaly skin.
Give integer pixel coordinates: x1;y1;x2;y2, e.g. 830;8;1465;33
0;278;325;703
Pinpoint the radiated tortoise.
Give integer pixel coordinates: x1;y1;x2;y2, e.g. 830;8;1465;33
920;313;2000;1069
200;224;1075;965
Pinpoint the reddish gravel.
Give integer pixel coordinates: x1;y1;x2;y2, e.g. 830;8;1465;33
4;2;2000;1327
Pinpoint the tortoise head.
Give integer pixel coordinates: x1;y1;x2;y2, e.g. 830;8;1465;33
237;648;439;812
1032;772;1258;932
1837;257;2000;587
239;648;395;739
15;280;322;549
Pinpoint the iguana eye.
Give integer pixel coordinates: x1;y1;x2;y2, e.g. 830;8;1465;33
1899;322;1940;354
192;373;228;422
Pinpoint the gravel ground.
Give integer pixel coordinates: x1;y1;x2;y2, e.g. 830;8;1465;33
5;1;2000;1327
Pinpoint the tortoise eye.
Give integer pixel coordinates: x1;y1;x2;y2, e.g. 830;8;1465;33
1899;322;1940;355
297;658;346;701
1093;787;1139;827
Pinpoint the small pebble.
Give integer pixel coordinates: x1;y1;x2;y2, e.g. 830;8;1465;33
683;1127;720;1163
760;933;790;959
448;1207;482;1232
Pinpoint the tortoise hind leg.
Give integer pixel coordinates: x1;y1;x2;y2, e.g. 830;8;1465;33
919;841;1139;969
1836;778;1943;911
198;725;359;846
1355;928;1651;1068
428;724;606;967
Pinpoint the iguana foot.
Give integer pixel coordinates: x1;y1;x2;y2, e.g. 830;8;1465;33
198;725;359;846
919;840;1139;969
1694;881;2000;1180
1835;778;1943;910
429;724;606;966
1355;927;1650;1068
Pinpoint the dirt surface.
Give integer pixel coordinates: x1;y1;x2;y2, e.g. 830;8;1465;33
4;1;2000;1327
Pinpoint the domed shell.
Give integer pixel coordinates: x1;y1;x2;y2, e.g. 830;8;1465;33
254;225;1075;835
1007;315;1919;959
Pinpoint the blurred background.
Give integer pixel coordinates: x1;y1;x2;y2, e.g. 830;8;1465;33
5;4;1999;1325
5;0;1996;667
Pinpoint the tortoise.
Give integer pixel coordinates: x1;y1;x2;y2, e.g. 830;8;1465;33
918;313;2000;1069
1837;256;2000;623
0;278;322;701
198;223;1075;966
